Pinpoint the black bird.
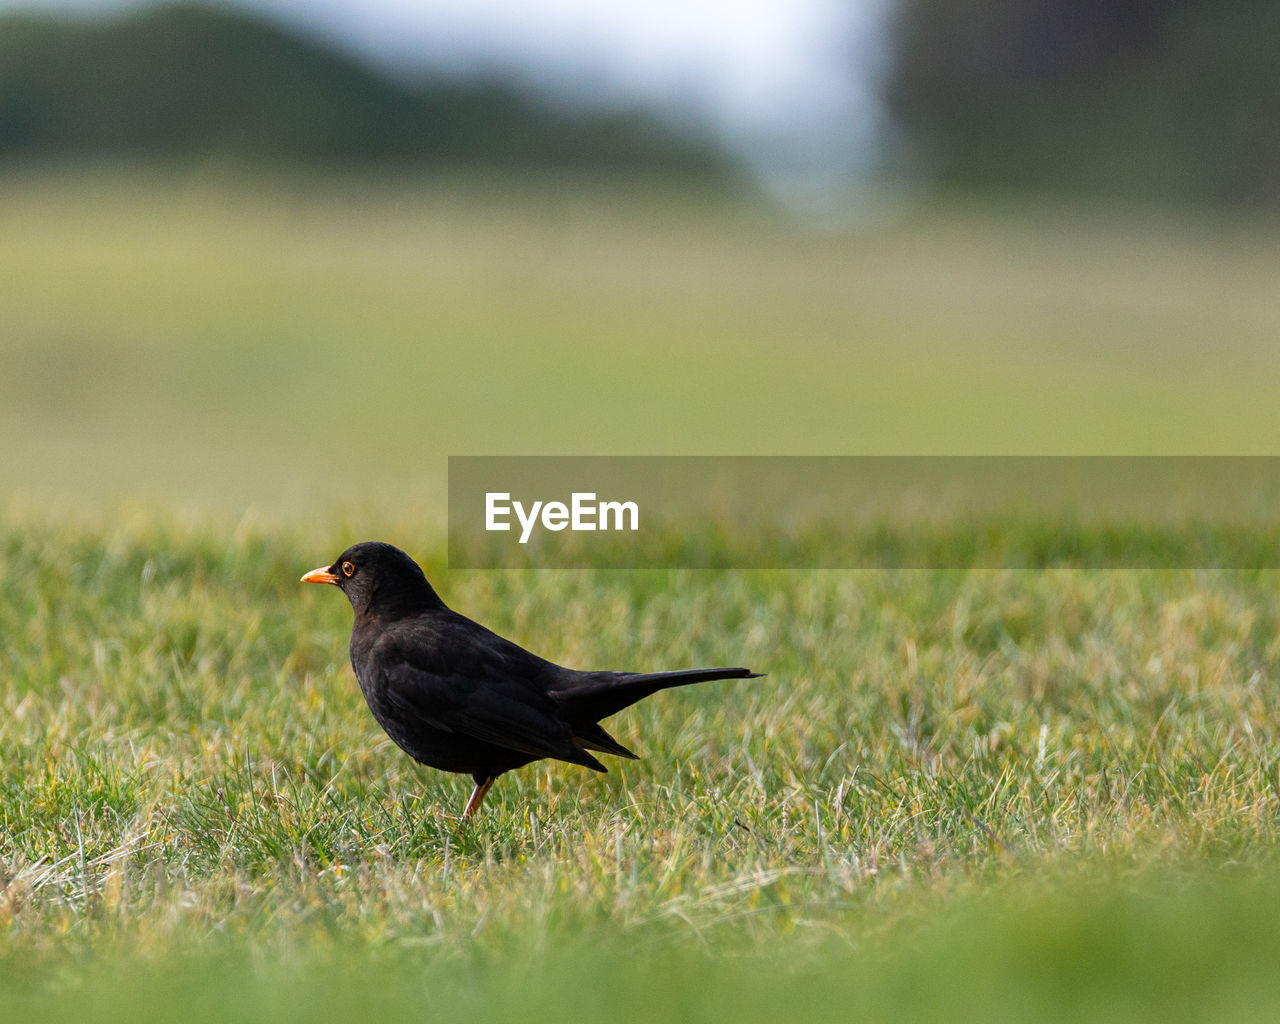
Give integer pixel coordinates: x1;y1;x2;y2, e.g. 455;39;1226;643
301;541;759;818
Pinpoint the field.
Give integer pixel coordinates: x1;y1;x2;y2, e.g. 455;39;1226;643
4;170;1280;1020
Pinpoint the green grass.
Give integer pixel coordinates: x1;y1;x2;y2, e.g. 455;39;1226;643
4;519;1280;1019
4;169;1280;520
5;169;1280;1018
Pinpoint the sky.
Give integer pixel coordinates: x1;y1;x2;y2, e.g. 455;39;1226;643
6;0;892;201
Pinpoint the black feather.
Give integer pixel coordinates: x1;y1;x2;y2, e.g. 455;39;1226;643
303;541;761;818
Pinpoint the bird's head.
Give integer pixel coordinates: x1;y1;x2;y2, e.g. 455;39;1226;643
301;541;442;620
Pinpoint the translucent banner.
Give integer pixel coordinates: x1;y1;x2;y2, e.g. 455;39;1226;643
447;456;1280;569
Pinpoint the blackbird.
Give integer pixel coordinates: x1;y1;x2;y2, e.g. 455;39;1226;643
301;541;759;818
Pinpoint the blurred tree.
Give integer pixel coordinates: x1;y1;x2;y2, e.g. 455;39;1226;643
884;0;1280;203
0;2;729;176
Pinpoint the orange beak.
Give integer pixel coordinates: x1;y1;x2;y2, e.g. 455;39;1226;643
300;566;340;585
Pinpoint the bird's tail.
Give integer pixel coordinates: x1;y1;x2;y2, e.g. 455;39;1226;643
552;666;761;724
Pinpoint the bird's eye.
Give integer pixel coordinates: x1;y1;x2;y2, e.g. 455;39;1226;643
341;561;355;577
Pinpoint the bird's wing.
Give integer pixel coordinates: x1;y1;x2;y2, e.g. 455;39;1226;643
379;655;605;770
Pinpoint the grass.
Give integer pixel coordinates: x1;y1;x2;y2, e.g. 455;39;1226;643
4;169;1280;520
4;518;1280;1019
5;168;1280;1018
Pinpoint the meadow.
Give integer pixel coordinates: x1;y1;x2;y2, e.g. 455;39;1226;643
4;169;1280;1020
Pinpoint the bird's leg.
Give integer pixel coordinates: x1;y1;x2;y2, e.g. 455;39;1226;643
462;775;496;819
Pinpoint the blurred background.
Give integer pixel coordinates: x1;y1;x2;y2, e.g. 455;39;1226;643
3;0;1279;524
